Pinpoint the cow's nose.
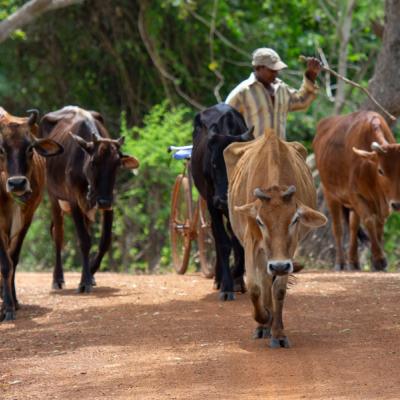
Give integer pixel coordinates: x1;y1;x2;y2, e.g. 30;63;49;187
7;176;28;193
97;198;113;210
390;201;400;212
267;260;293;275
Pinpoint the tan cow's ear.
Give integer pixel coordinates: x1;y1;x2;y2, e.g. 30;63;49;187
298;205;327;228
33;138;64;157
121;155;139;170
352;147;378;162
234;202;257;218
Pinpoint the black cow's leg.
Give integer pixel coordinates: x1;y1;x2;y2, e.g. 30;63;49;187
227;221;245;293
71;206;93;293
0;237;15;321
208;203;234;301
50;198;65;289
90;210;113;284
10;221;32;309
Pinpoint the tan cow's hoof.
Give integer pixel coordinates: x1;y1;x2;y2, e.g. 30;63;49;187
253;325;271;339
270;337;290;348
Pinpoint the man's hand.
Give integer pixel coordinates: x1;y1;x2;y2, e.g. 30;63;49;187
305;57;322;82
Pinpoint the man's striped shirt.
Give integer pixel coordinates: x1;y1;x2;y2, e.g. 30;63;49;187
226;73;318;139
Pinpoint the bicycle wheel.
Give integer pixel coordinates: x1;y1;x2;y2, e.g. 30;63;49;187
197;197;216;278
170;174;192;274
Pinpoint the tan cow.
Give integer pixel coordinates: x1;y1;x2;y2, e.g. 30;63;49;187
313;111;400;271
224;129;327;348
0;108;63;321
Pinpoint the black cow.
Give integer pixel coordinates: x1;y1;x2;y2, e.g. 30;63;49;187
39;106;139;293
191;103;254;300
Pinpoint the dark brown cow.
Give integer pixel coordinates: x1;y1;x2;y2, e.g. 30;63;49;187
39;106;139;293
313;111;400;271
0;108;63;321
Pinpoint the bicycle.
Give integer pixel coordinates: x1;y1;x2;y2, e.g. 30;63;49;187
168;145;215;278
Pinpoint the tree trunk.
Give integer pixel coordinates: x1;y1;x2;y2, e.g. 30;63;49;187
334;0;356;114
361;0;400;125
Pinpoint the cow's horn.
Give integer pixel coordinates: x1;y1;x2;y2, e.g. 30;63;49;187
27;109;39;126
254;188;271;201
240;126;255;141
282;185;296;199
116;136;125;147
91;132;99;143
371;141;387;154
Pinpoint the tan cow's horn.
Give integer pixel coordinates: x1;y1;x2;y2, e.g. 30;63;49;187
116;136;125;147
371;141;387;154
254;188;271;200
282;185;296;199
91;132;99;143
27;109;39;126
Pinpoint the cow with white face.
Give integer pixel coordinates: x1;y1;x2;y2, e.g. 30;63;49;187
224;129;326;348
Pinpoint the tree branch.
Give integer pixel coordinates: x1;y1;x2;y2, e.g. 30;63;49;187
137;0;205;110
300;55;396;121
0;0;84;43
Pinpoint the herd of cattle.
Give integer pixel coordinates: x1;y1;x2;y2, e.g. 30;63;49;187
0;103;399;348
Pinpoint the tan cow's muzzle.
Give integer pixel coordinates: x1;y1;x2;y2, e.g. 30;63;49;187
267;259;293;276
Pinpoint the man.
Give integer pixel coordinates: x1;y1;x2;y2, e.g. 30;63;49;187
226;48;321;139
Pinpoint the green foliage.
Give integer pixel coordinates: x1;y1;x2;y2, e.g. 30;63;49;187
102;101;193;272
384;213;400;271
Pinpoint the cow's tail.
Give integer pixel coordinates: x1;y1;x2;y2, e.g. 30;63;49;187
342;206;369;244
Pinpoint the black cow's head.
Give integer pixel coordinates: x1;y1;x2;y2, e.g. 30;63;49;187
207;126;254;211
70;133;139;210
0;110;63;201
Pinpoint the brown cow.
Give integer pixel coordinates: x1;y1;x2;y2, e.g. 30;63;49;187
313;111;400;271
0;108;63;321
224;129;326;348
39;106;139;293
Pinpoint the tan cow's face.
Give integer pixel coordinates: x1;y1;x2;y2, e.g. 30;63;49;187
0;121;63;200
353;142;400;212
235;185;327;276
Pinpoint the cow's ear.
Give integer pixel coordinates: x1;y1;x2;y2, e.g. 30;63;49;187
89;111;105;125
121;154;139;170
352;147;378;162
207;131;220;147
239;126;255;141
33;138;64;157
69;133;94;154
234;201;257;218
298;204;327;228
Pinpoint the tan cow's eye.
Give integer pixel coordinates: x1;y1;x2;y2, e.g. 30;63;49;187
378;167;384;176
256;217;264;227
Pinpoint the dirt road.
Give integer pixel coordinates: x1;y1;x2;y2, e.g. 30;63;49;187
1;271;400;399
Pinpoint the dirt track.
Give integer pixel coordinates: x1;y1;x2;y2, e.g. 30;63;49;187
1;271;400;399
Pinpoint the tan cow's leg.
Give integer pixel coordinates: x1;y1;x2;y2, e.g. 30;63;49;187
270;275;290;348
353;199;387;271
348;211;361;270
246;244;269;338
324;193;346;271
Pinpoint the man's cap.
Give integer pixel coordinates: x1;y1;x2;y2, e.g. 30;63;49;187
251;48;287;70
